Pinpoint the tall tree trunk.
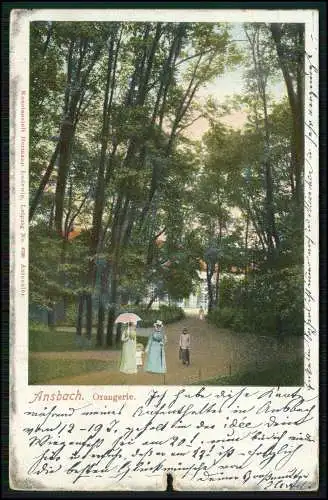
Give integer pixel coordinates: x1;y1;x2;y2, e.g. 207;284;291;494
97;298;105;347
146;293;157;311
29;143;60;221
215;221;223;307
47;300;55;330
54;34;101;236
42;22;53;57
76;294;84;337
140;50;201;225
214;265;220;307
247;26;280;259
87;31;120;346
85;293;93;341
60;236;69;320
115;323;122;347
106;262;118;347
53;39;75;234
295;24;304;208
48;195;56;229
262;94;280;255
89;34;115;259
96;261;110;346
54;117;74;234
270;23;304;208
244;211;250;278
206;266;214;314
137;23;163;105
106;307;116;348
151;25;185;125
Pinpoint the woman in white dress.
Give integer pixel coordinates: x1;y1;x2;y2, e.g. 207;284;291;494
119;322;137;374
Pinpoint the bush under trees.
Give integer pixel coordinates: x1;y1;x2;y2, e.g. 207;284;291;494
207;265;303;336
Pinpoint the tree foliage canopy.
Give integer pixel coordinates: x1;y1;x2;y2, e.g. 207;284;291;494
29;21;304;342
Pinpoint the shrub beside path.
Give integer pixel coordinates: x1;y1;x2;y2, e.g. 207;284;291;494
30;316;303;385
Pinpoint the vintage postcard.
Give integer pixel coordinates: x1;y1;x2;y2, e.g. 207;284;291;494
10;8;319;491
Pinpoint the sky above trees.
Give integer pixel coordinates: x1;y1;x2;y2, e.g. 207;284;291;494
186;23;287;138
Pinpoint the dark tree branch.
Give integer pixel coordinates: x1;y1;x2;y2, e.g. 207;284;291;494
29;142;60;222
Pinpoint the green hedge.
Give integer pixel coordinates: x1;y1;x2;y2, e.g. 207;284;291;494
208;265;303;337
120;304;185;328
37;303;185;330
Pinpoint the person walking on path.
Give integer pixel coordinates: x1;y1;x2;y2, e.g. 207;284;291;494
119;322;137;374
198;307;205;320
144;320;167;374
179;327;191;366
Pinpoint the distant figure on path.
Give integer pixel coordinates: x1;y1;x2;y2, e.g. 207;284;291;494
179;327;191;366
199;307;205;320
144;320;167;374
119;322;137;374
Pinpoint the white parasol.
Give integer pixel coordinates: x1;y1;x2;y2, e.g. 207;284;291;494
115;312;142;337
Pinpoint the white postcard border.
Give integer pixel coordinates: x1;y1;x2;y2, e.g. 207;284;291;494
10;8;319;492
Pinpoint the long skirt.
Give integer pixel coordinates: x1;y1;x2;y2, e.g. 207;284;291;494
145;341;166;374
119;340;137;374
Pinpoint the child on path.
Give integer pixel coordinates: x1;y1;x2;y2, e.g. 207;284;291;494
136;343;145;370
179;327;191;366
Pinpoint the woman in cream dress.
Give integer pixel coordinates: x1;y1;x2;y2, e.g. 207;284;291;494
119;322;137;374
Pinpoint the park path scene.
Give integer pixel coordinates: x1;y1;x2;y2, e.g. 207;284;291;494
28;22;304;387
29;313;302;385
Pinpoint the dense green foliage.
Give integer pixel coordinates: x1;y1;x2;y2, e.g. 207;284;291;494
192;24;304;332
29;21;304;346
208;265;303;336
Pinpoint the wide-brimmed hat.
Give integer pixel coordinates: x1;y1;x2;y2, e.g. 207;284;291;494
154;320;163;327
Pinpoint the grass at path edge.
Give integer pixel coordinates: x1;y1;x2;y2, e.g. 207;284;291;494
195;358;303;386
29;357;115;384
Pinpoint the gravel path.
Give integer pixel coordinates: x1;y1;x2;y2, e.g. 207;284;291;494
30;317;303;385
